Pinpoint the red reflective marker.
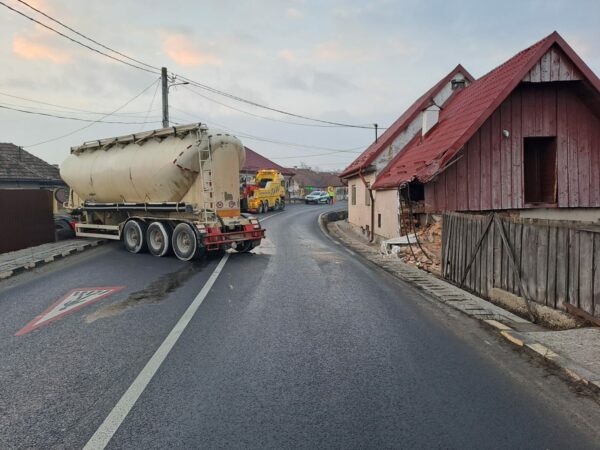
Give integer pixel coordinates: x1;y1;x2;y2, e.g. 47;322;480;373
16;286;124;336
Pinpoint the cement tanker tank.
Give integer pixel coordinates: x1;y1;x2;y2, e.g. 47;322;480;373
61;124;265;261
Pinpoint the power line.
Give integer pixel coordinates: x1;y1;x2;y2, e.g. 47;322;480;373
180;85;341;128
2;1;382;130
0;91;161;117
140;80;161;131
169;106;366;153
177;74;379;129
0;104;162;124
15;0;161;72
25;78;160;148
0;1;160;75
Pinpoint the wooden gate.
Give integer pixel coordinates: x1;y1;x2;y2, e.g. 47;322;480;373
442;212;600;322
0;189;55;253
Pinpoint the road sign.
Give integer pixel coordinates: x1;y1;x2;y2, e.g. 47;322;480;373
16;286;124;336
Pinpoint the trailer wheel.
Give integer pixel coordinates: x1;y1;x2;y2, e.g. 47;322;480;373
147;221;171;257
172;223;202;261
233;241;253;253
274;199;280;210
280;199;285;210
123;220;147;254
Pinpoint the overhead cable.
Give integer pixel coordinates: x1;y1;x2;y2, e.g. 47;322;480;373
25;78;160;148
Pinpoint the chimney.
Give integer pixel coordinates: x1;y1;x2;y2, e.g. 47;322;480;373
422;104;440;136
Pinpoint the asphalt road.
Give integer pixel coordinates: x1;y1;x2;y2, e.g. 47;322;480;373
1;203;599;449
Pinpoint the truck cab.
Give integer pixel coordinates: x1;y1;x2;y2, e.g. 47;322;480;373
244;170;287;214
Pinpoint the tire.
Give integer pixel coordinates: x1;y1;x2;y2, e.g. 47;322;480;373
55;219;75;241
274;199;280;211
264;200;269;212
258;202;264;214
233;240;253;253
172;222;202;261
146;221;171;257
280;199;285;210
123;220;147;254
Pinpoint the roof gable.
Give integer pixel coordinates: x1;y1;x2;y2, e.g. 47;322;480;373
339;64;474;178
0;143;61;182
373;31;600;189
242;147;295;176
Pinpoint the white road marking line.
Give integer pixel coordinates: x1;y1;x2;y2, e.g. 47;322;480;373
83;253;230;450
259;211;285;222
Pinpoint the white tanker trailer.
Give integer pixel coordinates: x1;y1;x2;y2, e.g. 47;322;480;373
60;123;265;260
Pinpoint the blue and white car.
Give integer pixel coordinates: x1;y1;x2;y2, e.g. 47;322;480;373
304;190;329;204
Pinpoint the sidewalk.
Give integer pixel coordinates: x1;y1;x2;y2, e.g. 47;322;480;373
0;239;104;280
322;214;600;393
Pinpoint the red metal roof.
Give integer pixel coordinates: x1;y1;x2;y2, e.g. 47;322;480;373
339;64;474;179
373;31;600;190
242;147;295;176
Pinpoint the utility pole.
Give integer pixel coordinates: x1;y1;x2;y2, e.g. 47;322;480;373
374;123;379;143
161;67;169;128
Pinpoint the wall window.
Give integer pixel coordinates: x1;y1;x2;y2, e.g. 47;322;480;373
523;137;557;204
377;213;382;228
365;182;371;206
351;185;356;205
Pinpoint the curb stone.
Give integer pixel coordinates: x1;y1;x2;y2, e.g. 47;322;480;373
0;240;106;282
318;213;600;394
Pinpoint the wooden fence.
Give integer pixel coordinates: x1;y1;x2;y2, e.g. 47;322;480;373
0;189;55;253
442;212;600;322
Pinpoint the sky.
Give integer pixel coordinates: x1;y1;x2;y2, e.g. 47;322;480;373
1;0;599;172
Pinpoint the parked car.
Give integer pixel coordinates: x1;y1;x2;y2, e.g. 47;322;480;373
54;214;76;240
304;191;329;204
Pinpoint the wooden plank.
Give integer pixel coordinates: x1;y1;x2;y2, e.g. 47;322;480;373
441;214;448;277
468;134;481;211
487;215;495;293
594;234;600;318
557;89;569;207
530;60;541;82
535;84;544;136
556;227;569;310
578;107;591;206
511;221;523;295
521;84;534;137
567;91;580;207
508;221;516;293
501;220;509;291
491;109;502;210
568;229;580;308
494;216;538;322
547;226;558;309
511;90;523;208
542;84;557;136
480;217;488;298
493;216;502;290
446;164;457;211
460;215;493;290
524;224;537;303
456;150;468;211
479;121;492;210
540;50;551;82
550;47;561;81
500;98;512;208
467;217;474;290
590;118;600;206
536;226;549;306
579;231;594;316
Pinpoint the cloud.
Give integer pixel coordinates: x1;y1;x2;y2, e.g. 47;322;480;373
162;33;222;66
287;8;304;19
278;49;296;62
314;40;368;63
12;35;71;64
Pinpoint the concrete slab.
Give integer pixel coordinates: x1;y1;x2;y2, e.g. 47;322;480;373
522;328;600;376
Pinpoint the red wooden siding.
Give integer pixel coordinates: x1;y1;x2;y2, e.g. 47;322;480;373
426;81;600;212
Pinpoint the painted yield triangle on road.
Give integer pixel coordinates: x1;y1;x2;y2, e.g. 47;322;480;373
16;286;124;336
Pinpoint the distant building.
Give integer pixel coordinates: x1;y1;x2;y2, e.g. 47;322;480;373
288;168;346;199
241;147;295;186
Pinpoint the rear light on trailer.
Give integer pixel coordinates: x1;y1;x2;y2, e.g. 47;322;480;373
69;221;78;231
